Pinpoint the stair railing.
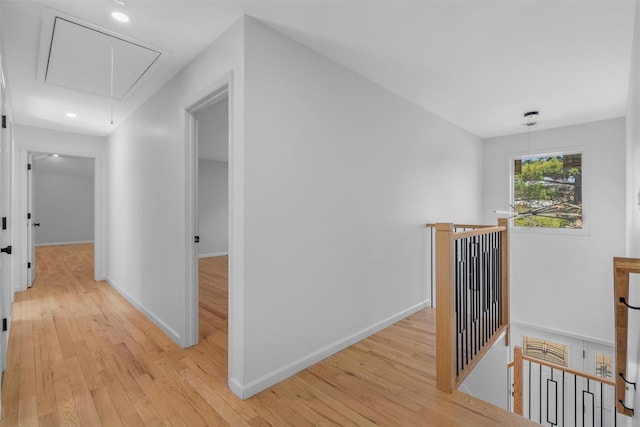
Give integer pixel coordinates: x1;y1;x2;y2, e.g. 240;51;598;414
510;346;617;426
429;218;510;393
613;257;640;417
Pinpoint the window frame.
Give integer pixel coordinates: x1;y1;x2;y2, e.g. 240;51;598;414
508;146;590;236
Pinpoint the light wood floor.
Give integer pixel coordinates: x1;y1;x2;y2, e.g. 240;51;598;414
1;243;538;426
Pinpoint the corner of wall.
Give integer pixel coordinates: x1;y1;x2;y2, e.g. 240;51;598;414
105;277;183;346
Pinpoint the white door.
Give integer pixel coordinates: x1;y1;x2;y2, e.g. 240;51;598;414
27;152;35;287
584;342;616;427
0;73;8;417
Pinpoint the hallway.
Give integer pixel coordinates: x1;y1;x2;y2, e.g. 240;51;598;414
1;244;537;426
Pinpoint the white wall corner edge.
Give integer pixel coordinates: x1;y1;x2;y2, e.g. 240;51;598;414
233;299;430;399
105;277;182;346
228;377;244;399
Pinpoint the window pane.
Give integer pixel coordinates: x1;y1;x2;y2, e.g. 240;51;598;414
523;336;569;367
595;352;612;379
513;153;582;229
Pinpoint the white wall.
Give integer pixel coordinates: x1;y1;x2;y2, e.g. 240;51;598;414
106;15;483;399
12;124;107;289
105;17;245;381
460;333;509;410
198;159;228;257
626;2;640;425
239;18;483;396
197;97;229;257
33;157;94;245
482;118;626;344
197;96;228;163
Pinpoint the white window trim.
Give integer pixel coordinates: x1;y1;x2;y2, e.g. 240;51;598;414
508;146;590;236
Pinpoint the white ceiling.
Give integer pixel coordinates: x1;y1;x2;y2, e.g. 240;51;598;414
0;0;635;139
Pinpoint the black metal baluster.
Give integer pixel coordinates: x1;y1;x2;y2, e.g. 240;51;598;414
562;371;565;427
540;363;542;423
574;374;577;427
453;240;462;377
529;360;532;419
600;381;603;427
465;237;470;368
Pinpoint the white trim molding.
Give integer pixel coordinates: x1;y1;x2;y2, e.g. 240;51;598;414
231;300;430;399
106;277;182;345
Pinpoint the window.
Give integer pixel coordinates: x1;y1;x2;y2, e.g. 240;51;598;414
512;152;582;229
595;352;612;379
523;336;569;367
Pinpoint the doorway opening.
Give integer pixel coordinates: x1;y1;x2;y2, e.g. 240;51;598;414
195;92;229;347
185;82;231;369
26;152;96;287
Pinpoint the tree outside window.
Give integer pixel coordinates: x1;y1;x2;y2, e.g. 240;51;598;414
513;153;582;229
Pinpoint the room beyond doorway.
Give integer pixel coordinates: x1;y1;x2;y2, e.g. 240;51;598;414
27;153;95;288
195;91;229;348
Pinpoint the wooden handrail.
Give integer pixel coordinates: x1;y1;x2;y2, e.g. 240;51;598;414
613;257;640;417
513;346;615;387
453;225;506;241
434;218;510;393
426;223;497;229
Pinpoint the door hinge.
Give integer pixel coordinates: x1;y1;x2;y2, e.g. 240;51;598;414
0;245;11;255
27;262;31;269
2;318;6;332
27;213;31;219
1;115;6;129
194;235;200;243
27;163;31;170
1;216;6;230
583;350;586;359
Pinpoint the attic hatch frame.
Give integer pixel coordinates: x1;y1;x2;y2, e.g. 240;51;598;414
36;8;167;101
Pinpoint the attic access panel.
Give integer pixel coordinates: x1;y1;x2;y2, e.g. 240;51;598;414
44;17;161;100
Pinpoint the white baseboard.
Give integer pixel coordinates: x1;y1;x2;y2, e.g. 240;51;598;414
199;251;228;259
105;277;182;346
232;299;430;399
36;240;94;247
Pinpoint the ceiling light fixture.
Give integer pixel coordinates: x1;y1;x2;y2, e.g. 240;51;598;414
523;110;539;127
111;11;130;23
66;112;77;118
51;154;60;158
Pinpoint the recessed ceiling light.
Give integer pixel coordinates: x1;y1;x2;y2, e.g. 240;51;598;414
51;154;60;158
66;112;77;118
112;11;130;23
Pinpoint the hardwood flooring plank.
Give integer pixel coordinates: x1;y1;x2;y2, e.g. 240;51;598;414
0;245;540;427
90;385;124;427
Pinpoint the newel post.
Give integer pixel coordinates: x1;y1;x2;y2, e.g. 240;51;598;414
513;346;524;415
498;217;510;346
435;223;456;393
